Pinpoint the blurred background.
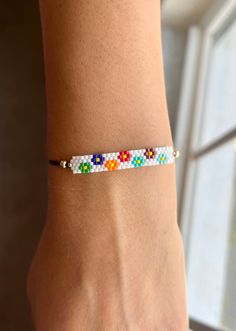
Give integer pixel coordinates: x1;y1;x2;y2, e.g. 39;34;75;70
0;0;235;330
162;0;236;330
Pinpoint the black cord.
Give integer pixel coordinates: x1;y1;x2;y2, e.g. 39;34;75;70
49;160;61;167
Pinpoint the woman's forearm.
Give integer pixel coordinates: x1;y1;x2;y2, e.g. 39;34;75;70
27;1;188;330
40;0;172;160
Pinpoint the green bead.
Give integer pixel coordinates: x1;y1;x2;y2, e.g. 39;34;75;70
79;162;91;173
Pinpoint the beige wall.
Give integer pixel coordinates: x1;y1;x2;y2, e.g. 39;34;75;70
0;2;47;330
162;27;187;138
162;0;215;28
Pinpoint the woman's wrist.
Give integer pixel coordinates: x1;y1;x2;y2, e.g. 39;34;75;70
47;156;177;220
39;163;186;330
46;160;178;287
46;162;178;285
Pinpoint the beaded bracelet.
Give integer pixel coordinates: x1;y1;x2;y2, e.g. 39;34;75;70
49;146;179;175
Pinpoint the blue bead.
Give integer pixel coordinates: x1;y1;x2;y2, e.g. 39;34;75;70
91;154;105;165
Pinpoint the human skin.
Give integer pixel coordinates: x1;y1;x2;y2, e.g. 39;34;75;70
27;0;189;330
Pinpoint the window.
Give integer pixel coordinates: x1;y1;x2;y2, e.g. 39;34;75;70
175;1;236;330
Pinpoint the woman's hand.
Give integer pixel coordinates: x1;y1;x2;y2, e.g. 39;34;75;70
27;166;188;331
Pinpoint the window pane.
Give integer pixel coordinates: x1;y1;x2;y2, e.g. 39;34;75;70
186;140;236;329
198;18;236;148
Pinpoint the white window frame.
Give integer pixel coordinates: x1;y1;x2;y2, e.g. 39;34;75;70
176;0;236;252
175;0;236;330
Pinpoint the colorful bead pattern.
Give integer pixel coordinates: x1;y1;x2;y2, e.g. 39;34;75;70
69;146;175;175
